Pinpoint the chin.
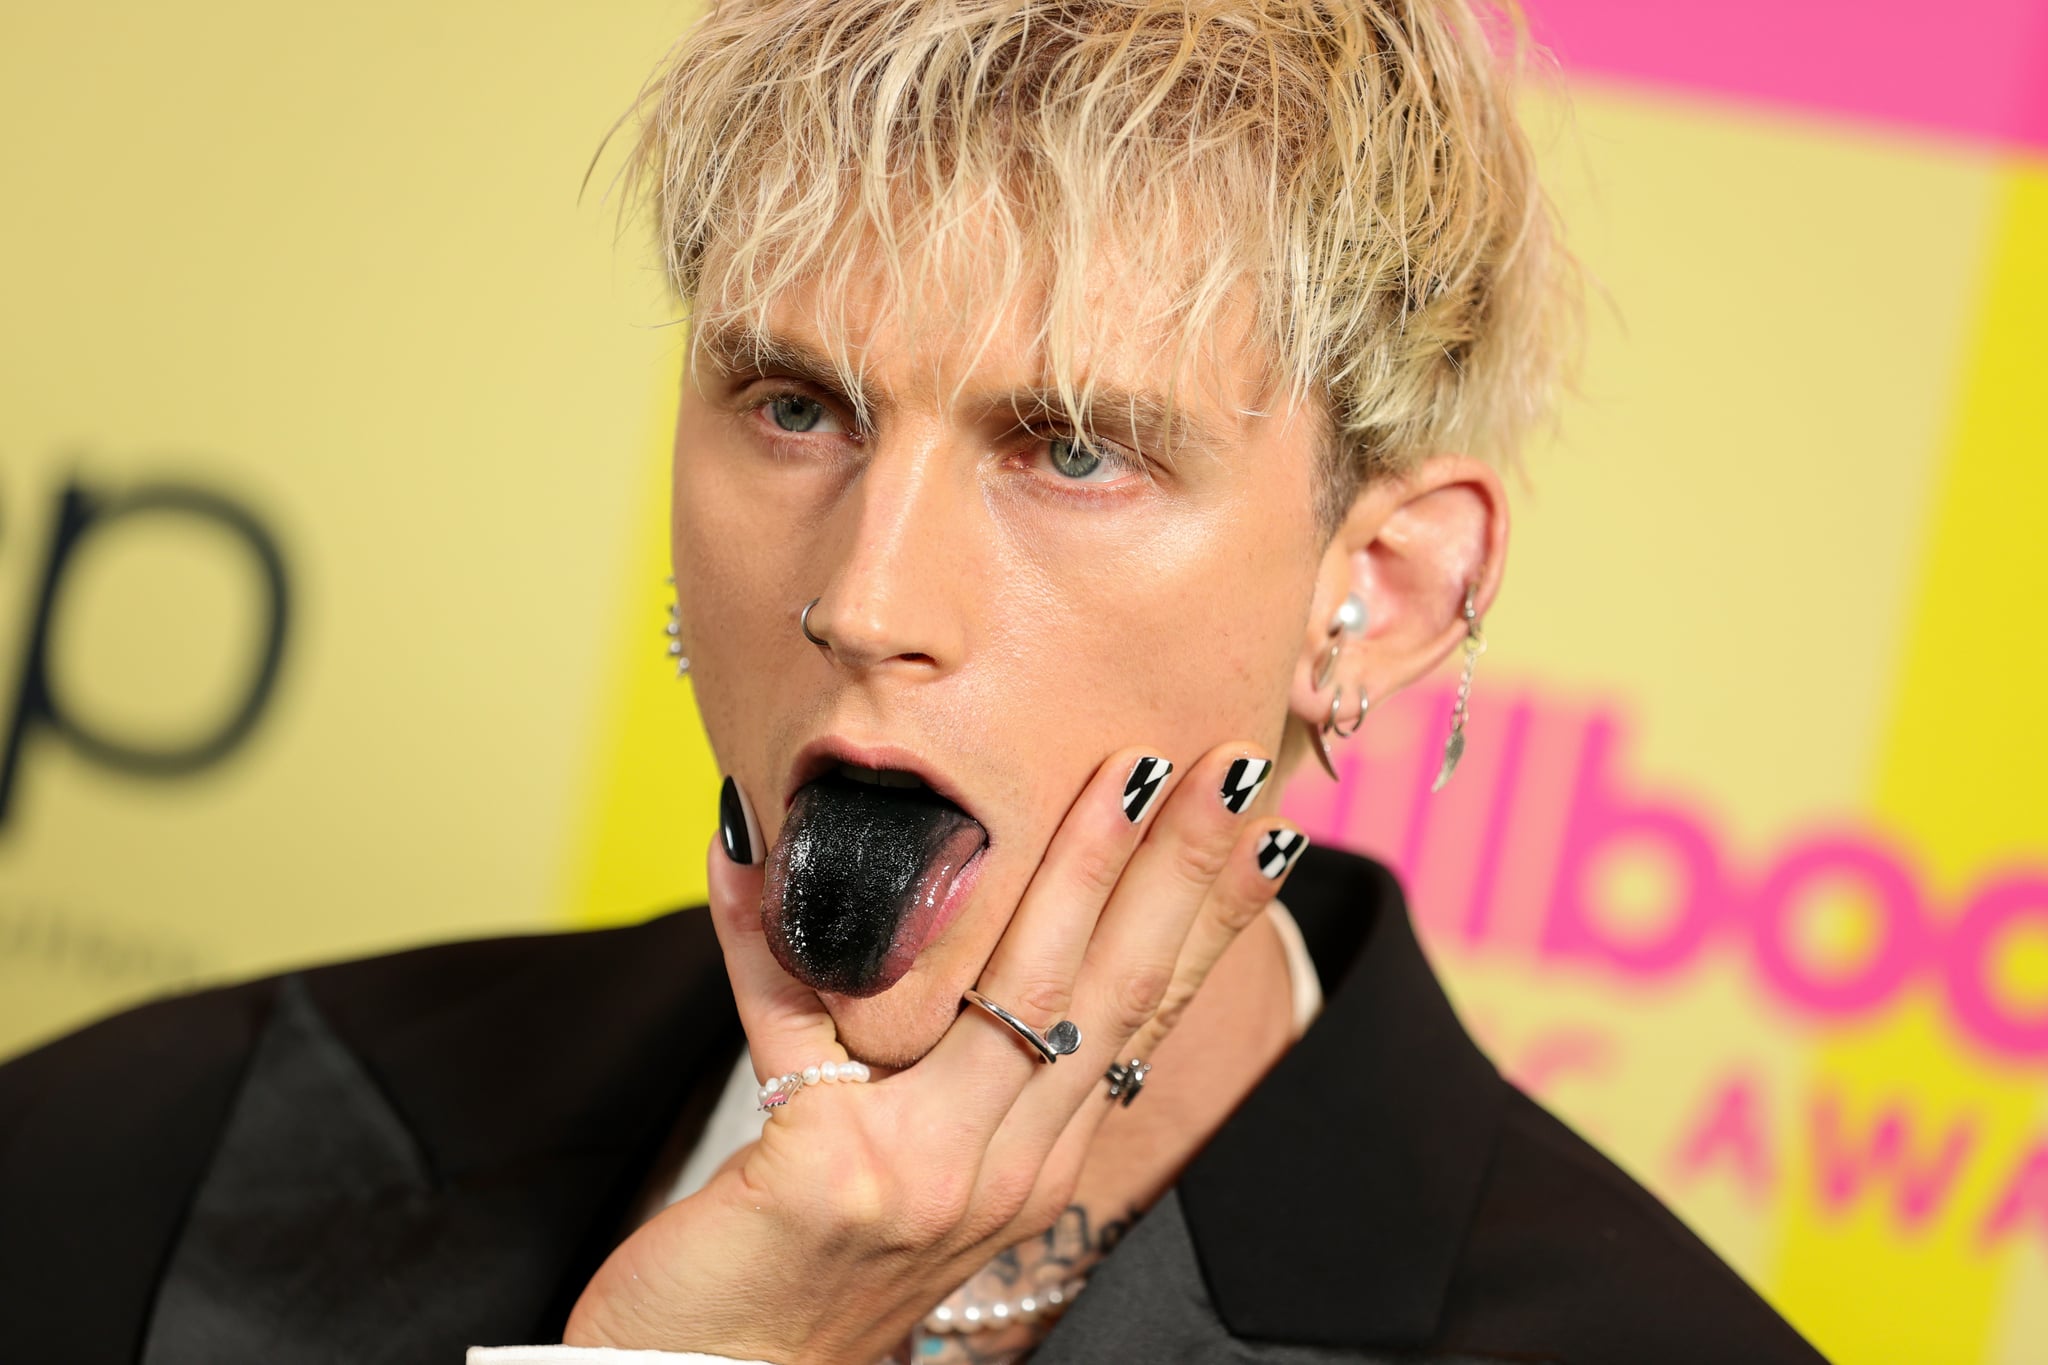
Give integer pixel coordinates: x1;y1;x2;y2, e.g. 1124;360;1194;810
824;979;963;1070
815;913;994;1068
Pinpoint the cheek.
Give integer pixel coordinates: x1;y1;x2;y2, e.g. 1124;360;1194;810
668;410;812;769
672;407;815;621
673;410;766;589
991;513;1311;758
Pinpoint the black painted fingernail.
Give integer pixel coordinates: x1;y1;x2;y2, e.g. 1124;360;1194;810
720;776;762;865
1256;828;1310;879
1220;757;1273;814
1122;756;1172;823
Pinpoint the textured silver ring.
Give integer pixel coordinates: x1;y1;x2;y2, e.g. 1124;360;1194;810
963;989;1081;1064
1105;1058;1151;1107
800;597;827;648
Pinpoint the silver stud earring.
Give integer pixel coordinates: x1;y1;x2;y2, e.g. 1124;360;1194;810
1334;592;1369;634
1314;592;1369;690
1431;580;1485;792
663;575;690;677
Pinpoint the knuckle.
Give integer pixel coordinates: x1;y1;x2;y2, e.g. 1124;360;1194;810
1146;980;1195;1037
1211;885;1269;933
886;1167;972;1250
1009;974;1073;1024
1109;961;1174;1033
812;1148;893;1237
1018;1184;1071;1238
978;1163;1039;1228
710;889;761;937
1168;833;1232;891
1067;837;1129;902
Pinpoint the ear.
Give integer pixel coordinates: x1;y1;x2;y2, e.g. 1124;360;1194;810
1286;453;1509;737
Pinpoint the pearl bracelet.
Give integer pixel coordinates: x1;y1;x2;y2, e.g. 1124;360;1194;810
756;1058;871;1111
922;1274;1088;1335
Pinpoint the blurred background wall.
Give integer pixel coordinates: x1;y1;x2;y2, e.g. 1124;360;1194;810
2;2;2043;1361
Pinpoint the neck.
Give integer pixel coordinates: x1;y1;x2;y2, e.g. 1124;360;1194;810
909;905;1303;1361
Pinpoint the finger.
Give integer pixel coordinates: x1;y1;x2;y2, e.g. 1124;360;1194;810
985;742;1274;1169
918;747;1177;1116
704;776;842;1080
1010;818;1311;1217
1131;819;1310;1062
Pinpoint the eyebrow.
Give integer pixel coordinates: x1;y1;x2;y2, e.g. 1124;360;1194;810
693;319;1228;465
694;320;865;404
1004;385;1219;469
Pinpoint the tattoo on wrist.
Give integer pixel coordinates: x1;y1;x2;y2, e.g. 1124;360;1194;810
910;1199;1145;1363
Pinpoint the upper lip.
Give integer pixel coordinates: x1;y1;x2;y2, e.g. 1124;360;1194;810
785;736;984;830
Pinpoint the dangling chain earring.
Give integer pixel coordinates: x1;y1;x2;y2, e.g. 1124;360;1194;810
663;574;691;677
1431;580;1485;792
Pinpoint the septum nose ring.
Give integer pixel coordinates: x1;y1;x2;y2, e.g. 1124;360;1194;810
800;597;828;648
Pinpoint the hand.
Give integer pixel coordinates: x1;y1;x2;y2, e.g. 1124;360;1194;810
563;741;1309;1364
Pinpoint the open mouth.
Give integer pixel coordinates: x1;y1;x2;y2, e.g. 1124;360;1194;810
762;762;989;997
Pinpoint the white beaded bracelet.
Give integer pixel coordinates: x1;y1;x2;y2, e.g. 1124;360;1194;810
921;1275;1088;1335
756;1058;871;1111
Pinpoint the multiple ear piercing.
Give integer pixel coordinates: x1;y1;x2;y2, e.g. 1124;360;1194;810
664;576;690;676
1308;579;1486;792
1319;592;1371;737
1304;592;1371;780
662;575;1487;789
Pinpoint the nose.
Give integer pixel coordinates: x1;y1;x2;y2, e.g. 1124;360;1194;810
801;429;975;677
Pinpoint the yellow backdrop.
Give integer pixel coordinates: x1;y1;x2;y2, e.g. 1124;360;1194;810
3;5;2042;1361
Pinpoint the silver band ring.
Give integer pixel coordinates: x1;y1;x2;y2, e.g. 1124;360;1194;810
800;597;828;648
1106;1058;1151;1106
963;989;1082;1064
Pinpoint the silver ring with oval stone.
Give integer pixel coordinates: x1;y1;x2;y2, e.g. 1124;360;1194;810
962;988;1082;1064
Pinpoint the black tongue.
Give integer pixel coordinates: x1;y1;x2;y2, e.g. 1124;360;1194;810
762;773;986;997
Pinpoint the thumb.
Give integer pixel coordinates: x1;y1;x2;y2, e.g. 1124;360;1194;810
706;776;844;1080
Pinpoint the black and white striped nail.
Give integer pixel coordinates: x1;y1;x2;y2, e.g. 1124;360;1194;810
1256;828;1310;879
720;776;763;865
1122;756;1173;823
1220;757;1273;814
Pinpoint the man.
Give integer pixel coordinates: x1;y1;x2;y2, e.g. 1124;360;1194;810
1;2;1830;1362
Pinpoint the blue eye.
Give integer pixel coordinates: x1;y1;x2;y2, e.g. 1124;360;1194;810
768;394;827;432
1048;437;1108;480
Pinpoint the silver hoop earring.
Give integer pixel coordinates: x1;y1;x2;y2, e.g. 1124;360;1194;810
662;575;690;677
800;597;828;648
1325;687;1368;739
1431;579;1486;792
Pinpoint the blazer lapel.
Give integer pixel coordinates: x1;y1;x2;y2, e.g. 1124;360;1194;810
142;975;442;1364
139;910;742;1363
1172;848;1508;1353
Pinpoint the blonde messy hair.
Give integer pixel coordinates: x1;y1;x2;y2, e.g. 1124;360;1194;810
622;0;1577;532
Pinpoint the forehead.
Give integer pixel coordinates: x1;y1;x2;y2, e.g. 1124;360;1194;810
688;213;1292;455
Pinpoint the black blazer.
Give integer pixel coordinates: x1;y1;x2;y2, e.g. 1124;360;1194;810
0;846;1828;1364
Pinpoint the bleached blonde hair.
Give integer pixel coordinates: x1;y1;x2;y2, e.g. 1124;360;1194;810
622;0;1577;533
